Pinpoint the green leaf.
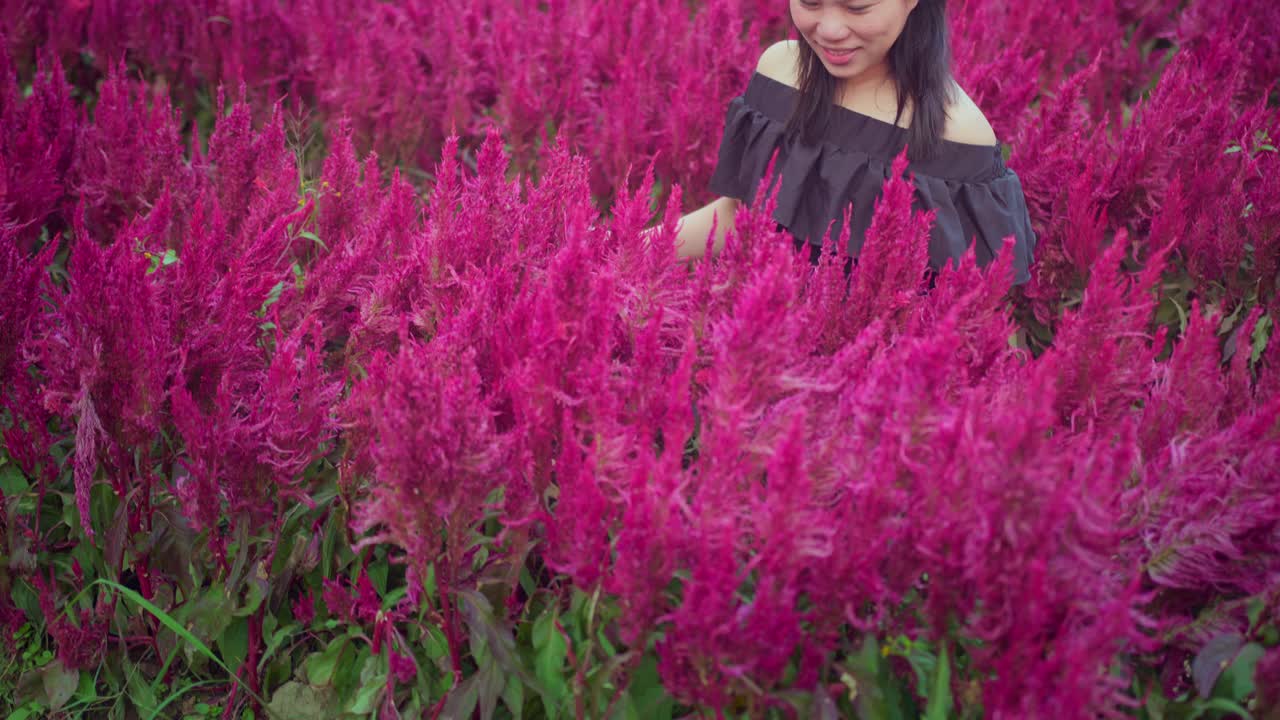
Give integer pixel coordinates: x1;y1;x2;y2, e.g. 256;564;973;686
144;680;221;720
162;248;179;266
477;659;506;720
1212;642;1264;701
94;579;219;665
267;682;341;720
622;655;672;720
88;481;120;541
532;608;569;717
502;674;525;720
424;626;450;662
924;641;952;720
15;661;77;713
127;660;160;715
1186;697;1254;720
233;575;268;618
1247;597;1266;632
1252;315;1273;364
75;668;97;703
367;557;389;597
304;636;348;687
845;636;910;720
42;660;79;712
343;660;385;715
0;463;29;495
260;281;286;315
423;562;437;600
458;589;543;692
333;646;368;701
321;508;344;579
85;579;271;714
892;636;937;695
297;231;329;252
177;584;235;665
442;673;481;720
6;705;38;720
218;617;250;672
13;668;46;708
260;622;300;665
1194;633;1245;698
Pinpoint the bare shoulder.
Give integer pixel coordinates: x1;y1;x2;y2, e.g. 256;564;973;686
755;39;801;87
943;82;999;145
751;46;998;145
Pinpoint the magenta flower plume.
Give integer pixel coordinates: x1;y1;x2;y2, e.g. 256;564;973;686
35;207;169;538
3;2;1279;716
170;317;339;536
541;412;614;589
842;147;936;337
203;87;299;242
0;50;79;248
1036;230;1167;427
71;60;188;239
0;227;54;392
346;335;508;578
34;572;114;671
0;227;57;480
1133;389;1280;651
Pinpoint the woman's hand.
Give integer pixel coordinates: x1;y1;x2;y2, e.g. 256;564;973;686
671;196;740;261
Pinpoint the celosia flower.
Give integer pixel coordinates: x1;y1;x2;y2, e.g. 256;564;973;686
34;206;169;538
34;573;114;671
0;50;78;249
70;60;188;239
346;334;508;581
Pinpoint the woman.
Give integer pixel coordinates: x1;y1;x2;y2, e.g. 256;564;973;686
672;0;1037;285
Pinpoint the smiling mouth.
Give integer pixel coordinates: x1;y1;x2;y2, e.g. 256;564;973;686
818;46;859;63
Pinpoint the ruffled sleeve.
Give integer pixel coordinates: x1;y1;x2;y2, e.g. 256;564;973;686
708;72;1038;285
911;169;1037;285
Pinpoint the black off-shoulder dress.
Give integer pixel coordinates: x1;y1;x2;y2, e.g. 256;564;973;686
709;71;1037;285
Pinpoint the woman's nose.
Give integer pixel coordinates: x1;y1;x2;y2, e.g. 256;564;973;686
814;15;851;42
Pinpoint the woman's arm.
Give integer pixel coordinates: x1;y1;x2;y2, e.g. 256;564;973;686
646;43;793;262
665;195;740;261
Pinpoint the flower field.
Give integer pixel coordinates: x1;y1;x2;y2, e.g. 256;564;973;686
1;0;1279;718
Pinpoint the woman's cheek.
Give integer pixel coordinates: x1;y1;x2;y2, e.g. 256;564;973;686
854;17;894;47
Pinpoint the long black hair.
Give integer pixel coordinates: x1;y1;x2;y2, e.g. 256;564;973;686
784;0;957;162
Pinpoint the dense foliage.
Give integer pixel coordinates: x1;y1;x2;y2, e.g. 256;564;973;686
2;0;1279;718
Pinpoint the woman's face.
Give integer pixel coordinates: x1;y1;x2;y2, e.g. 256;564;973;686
789;0;920;84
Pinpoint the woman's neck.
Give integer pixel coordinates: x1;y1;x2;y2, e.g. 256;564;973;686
834;62;904;116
